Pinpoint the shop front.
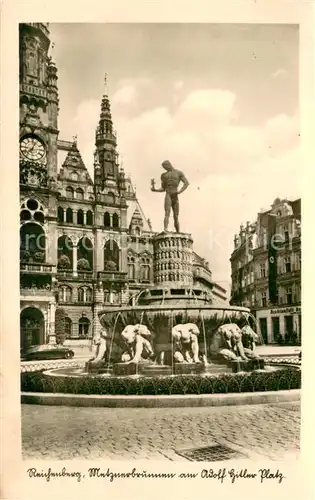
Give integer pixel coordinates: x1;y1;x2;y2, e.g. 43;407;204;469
255;305;301;344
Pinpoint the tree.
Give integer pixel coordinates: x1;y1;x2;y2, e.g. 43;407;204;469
55;308;66;345
58;254;71;269
77;258;90;270
104;260;117;272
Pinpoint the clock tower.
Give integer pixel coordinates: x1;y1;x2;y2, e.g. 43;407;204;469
19;23;59;185
19;23;59;347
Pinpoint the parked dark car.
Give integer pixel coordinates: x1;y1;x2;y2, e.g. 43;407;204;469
21;344;75;361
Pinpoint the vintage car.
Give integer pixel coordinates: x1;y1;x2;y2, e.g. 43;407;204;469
21;344;75;361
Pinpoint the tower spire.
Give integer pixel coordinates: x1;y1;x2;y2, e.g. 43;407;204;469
94;73;119;187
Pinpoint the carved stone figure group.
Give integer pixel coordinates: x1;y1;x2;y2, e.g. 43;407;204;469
88;320;260;368
209;323;260;363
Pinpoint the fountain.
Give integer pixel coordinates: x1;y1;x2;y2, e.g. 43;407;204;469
41;163;296;391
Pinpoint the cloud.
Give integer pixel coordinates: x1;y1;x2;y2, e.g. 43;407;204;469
111;77;152;110
264;113;299;154
177;89;236;126
112;85;137;106
173;80;184;91
271;68;289;79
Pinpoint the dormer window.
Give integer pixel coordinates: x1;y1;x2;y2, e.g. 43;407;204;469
76;188;84;200
66;186;74;199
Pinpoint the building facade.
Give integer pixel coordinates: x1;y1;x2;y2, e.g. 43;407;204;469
19;23;226;349
230;198;301;344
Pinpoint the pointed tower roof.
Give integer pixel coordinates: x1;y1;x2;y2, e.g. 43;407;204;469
95;94;117;147
93;77;121;187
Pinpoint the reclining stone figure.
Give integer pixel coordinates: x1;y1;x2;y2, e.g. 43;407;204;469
241;325;260;359
209;323;248;362
120;324;155;364
172;323;201;363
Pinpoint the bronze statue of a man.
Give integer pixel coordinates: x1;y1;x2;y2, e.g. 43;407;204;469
151;160;189;233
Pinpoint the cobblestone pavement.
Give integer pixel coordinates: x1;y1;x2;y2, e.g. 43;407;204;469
22;402;300;461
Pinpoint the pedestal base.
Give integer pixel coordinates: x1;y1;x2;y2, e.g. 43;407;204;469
113;363;139;376
174;363;205;375
140;365;172;376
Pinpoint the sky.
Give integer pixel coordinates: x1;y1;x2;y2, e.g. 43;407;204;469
50;23;300;290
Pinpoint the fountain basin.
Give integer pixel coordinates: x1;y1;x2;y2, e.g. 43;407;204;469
98;304;252;333
97;304;260;367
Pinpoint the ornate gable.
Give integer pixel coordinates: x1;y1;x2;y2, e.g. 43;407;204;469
58;139;93;185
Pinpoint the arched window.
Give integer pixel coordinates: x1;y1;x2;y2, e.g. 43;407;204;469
86;210;93;225
57;235;73;269
104;212;111;227
20;307;45;350
58;286;72;302
135;226;141;236
104;239;119;270
58;286;64;302
111;291;119;304
76;188;84;200
86;287;92;302
77;209;84;225
78;287;84;302
140;265;150;281
65;286;72;302
57;207;64;223
65;317;72;338
79;317;90;337
128;263;135;279
77;236;93;269
66;186;74;199
112;213;119;228
20;223;46;262
66;208;73;223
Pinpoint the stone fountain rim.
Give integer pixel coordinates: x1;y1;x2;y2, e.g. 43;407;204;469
21;389;301;408
98;305;251;315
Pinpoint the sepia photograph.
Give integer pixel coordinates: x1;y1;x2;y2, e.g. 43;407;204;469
16;21;304;466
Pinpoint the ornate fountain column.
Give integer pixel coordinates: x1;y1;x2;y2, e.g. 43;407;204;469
153;232;194;287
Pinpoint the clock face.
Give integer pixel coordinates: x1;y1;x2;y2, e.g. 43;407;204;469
20;136;45;162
